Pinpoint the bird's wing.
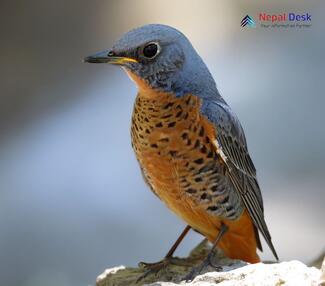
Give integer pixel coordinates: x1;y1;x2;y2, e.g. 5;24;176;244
200;99;278;260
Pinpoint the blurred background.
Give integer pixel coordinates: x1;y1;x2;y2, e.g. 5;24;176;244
1;0;324;285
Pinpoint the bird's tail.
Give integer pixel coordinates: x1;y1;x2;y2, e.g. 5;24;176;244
213;210;261;263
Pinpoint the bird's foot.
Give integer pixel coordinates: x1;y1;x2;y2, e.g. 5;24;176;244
183;251;222;282
137;257;172;283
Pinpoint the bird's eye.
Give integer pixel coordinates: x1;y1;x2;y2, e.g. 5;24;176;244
142;43;159;59
107;51;115;57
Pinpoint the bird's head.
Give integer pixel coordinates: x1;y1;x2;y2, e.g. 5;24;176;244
85;24;218;98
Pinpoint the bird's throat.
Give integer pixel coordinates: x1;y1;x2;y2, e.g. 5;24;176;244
124;68;166;99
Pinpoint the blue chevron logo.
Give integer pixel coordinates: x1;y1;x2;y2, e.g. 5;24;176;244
241;15;256;28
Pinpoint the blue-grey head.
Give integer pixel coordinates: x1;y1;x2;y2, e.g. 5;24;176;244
85;24;219;98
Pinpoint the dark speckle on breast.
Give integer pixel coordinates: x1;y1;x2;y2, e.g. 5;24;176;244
194;158;204;164
168;121;176;128
186;188;197;194
130;93;243;222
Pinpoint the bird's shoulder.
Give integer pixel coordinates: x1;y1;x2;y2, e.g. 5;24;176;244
200;98;256;177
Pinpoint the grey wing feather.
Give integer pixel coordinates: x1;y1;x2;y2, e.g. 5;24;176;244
201;99;278;260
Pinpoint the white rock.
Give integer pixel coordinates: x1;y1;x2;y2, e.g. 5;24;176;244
96;265;125;283
147;261;321;286
319;257;325;285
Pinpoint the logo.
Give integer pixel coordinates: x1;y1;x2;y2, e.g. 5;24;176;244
259;12;311;22
259;12;312;28
240;12;312;29
241;15;256;28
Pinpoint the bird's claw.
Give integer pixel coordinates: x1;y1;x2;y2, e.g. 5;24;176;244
183;252;222;282
137;257;171;283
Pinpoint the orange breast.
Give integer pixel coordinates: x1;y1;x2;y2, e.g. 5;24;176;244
130;78;259;263
140;149;259;263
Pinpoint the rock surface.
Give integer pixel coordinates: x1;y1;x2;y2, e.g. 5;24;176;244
96;240;324;286
149;261;321;286
319;256;325;286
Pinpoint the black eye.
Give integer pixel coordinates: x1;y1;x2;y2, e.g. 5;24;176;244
142;43;159;59
107;50;115;57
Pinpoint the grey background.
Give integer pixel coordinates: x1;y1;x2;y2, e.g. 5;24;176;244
0;1;324;286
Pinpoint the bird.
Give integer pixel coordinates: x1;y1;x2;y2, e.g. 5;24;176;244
85;24;278;276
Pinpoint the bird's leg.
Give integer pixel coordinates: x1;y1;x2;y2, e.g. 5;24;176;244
137;225;191;282
184;223;229;282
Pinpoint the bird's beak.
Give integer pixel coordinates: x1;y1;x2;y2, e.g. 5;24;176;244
84;50;138;65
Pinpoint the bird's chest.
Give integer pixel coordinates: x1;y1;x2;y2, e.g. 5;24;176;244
130;93;217;201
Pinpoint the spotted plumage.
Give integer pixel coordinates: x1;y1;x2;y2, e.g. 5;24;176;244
85;23;278;264
131;93;244;222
